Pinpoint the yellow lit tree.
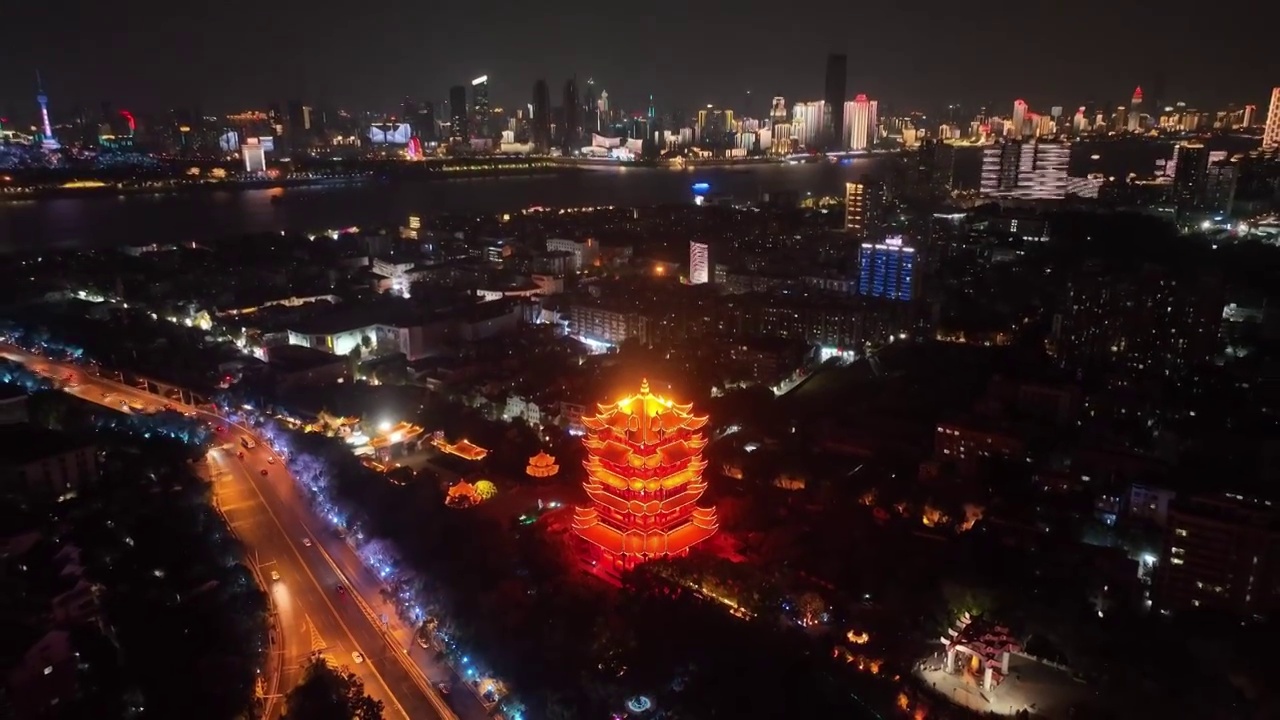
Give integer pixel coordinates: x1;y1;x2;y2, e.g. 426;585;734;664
474;480;498;501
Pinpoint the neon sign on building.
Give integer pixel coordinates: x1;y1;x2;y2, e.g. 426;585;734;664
572;380;718;570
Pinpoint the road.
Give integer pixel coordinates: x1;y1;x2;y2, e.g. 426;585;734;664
2;346;450;720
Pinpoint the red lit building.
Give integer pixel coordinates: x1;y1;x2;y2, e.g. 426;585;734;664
572;380;719;571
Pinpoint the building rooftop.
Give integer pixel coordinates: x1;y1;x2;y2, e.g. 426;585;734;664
267;344;347;373
0;425;92;466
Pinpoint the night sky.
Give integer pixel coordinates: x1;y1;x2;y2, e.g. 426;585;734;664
3;1;1279;118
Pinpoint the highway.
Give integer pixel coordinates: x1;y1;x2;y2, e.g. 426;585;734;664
2;346;450;720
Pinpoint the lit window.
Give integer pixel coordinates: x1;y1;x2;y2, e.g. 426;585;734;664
1175;528;1188;537
1170;557;1184;565
43;666;53;675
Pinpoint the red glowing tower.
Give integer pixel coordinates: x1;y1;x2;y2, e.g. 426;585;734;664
572;380;719;570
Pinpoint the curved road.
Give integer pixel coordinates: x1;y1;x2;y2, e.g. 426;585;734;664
2;346;451;720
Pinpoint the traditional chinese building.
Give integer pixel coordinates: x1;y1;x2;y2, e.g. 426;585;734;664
572;379;719;571
526;451;559;478
941;613;1022;693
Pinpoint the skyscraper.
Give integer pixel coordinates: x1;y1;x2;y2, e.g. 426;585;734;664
448;85;468;142
1263;87;1280;149
562;77;580;152
823;54;847;151
532;79;551;152
845;182;867;237
844;94;875;150
1127;87;1143;132
471;75;490;139
1011;99;1028;138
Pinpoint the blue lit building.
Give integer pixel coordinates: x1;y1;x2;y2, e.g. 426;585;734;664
857;238;916;301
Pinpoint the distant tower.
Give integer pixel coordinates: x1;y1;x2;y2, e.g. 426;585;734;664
1263;87;1280;149
1128;87;1143;132
448;85;467;142
647;94;655;120
532;79;551;152
471;74;490;139
562;77;580;152
823;53;847;151
35;71;60;150
1011;99;1028;138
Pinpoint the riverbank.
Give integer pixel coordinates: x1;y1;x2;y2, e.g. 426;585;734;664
0;162;579;203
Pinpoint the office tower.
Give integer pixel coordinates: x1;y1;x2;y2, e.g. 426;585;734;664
1264;87;1280;149
1011;99;1028;138
448;85;467;142
419;102;437;141
792;101;825;149
583;79;598;134
1203;159;1238;214
689;241;712;284
1127;87;1143;132
844;94;875;150
696;107;733;148
1157;493;1280;618
532;80;551;152
1242;104;1256;128
823;54;847;151
770;96;787;126
241;142;266;173
858;238;916;302
563;77;580;152
1172;142;1209;209
1072;107;1088;135
471;75;490;138
34;71;59;150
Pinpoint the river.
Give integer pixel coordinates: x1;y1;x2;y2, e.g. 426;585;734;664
0;159;889;252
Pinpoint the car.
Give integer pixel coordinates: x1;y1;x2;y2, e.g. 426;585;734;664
216;425;225;433
162;403;172;411
436;682;452;696
336;585;346;596
101;392;111;399
259;469;268;476
302;538;312;547
237;451;244;459
351;651;364;664
267;456;275;465
270;570;281;581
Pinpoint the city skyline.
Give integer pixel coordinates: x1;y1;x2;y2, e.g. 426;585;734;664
3;1;1279;115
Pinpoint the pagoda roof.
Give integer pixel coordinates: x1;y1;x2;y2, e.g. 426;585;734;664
583;455;708;493
581;379;709;448
572;506;718;556
583;481;707;517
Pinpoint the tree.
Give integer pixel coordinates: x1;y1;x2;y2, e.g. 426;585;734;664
283;658;384;720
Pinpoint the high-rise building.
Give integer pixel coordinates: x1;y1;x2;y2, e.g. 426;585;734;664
448;85;468;142
1127;86;1143;132
1157;493;1280;618
1242;104;1257;128
979;140;1069;199
532;80;551;152
792;101;825;149
562;77;580;152
858;238;916;302
1011;99;1028;138
1203;159;1238;215
1172;141;1209;210
689;240;712;285
572;381;719;572
823;54;847;151
844;94;876;150
770;96;788;126
241;141;266;173
1263;87;1280;149
471;75;490;139
844;181;867;237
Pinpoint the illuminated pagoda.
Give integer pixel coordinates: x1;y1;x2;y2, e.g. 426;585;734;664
526;450;560;478
572;379;719;571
